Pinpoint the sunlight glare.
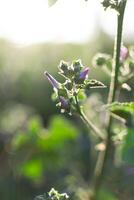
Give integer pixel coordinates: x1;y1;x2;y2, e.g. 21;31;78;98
0;0;133;45
0;0;98;45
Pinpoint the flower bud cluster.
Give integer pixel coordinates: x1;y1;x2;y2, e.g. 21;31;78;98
45;60;106;114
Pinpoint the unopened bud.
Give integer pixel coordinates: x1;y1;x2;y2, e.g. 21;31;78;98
44;71;60;89
73;59;83;73
92;53;111;67
79;68;89;80
59;96;69;109
59;61;68;72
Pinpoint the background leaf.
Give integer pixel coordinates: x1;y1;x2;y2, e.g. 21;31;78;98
98;189;118;200
20;159;43;180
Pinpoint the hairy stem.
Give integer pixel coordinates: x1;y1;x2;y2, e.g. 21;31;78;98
80;110;105;140
74;94;104;139
93;1;127;199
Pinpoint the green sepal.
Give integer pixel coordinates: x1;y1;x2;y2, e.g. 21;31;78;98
58;88;68;98
59;61;69;73
78;90;86;102
73;59;83;73
64;80;73;90
59;67;74;79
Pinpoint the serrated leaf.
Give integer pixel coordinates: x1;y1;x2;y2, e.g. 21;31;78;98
109;102;134;115
107;102;134;126
48;0;58;7
86;79;106;89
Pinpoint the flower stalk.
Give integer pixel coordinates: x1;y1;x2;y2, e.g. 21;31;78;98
74;94;105;140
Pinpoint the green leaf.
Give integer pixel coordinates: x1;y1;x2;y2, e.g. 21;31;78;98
37;116;77;151
20;159;43;180
12;132;28;150
86;79;106;89
28;116;43;135
11;116;43;150
107;102;134;126
108;102;134;116
48;0;58;7
110;102;134;114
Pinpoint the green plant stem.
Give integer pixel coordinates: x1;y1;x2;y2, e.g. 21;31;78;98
92;1;127;199
74;94;104;140
80;110;105;140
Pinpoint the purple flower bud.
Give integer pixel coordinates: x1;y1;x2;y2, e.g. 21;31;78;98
79;67;89;79
120;46;128;61
44;71;60;89
59;96;69;109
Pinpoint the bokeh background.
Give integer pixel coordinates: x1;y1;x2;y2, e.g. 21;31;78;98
0;0;134;199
